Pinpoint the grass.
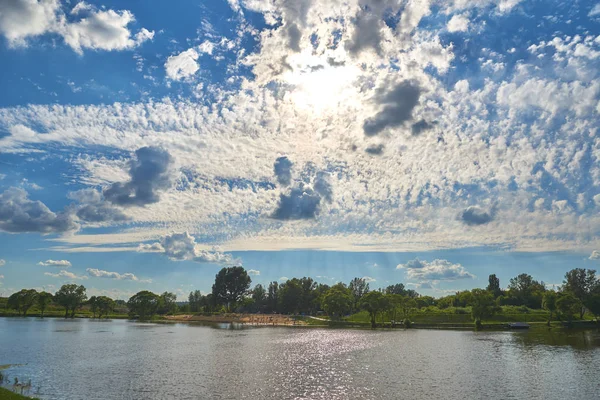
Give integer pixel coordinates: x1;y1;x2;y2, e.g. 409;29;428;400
0;386;38;400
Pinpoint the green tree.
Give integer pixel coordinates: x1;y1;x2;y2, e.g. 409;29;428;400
96;296;116;318
266;281;279;313
470;289;498;329
212;266;252;311
399;296;417;319
36;291;53;318
127;291;160;319
7;289;38;316
321;284;353;320
556;292;581;324
385;283;407;296
158;292;177;315
584;287;600;324
508;273;545;308
542;291;558;325
188;290;203;313
487;274;502;298
88;296;99;318
563;268;597;319
55;284;87;318
251;284;267;313
278;279;303;314
360;291;387;328
348;277;370;312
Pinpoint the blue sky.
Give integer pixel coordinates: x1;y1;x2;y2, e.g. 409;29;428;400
1;0;600;300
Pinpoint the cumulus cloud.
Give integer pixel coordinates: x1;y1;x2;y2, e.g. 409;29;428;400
104;147;173;207
0;0;153;52
38;259;71;267
0;259;5;266
139;232;235;265
0;187;78;234
274;156;293;186
272;186;322;220
86;268;149;282
589;250;600;260
0;0;60;46
363;81;421;136
461;206;495;226
362;276;376;283
411;119;436;136
247;269;260;276
447;14;470;32
44;269;87;280
396;259;475;281
590;4;600;17
165;48;200;81
68;189;129;223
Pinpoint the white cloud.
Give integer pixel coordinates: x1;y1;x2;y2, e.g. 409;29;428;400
86;268;150;282
0;259;5;267
165;48;200;80
362;276;376;283
0;275;4;279
590;251;600;260
397;259;475;282
447;14;470;32
44;270;88;280
138;232;235;265
588;4;600;17
247;269;260;276
279;276;289;282
38;259;72;267
0;0;60;46
0;0;153;53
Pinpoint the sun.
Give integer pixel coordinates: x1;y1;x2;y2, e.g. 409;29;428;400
283;52;360;113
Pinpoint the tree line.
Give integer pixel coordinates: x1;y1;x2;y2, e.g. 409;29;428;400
5;267;600;327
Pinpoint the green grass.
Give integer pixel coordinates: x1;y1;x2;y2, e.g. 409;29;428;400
0;386;38;399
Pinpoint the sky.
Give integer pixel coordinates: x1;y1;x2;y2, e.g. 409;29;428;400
1;0;600;300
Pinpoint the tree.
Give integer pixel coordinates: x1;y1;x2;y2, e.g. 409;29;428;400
278;279;303;314
470;289;498;328
88;296;99;318
399;296;417;319
189;290;203;313
96;296;116;318
556;292;581;324
584;286;600;323
563;268;597;319
251;284;267;313
487;274;502;298
212;266;251;311
127;291;160;319
7;289;38;316
348;278;370;312
36;292;53;318
508;273;545;308
360;291;387;328
266;281;279;313
54;284;87;318
158;292;177;315
385;283;407;296
542;291;558;325
321;284;353;320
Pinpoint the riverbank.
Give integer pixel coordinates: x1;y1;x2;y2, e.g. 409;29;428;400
0;386;38;399
163;313;307;326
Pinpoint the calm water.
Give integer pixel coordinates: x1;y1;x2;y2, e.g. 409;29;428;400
1;318;599;400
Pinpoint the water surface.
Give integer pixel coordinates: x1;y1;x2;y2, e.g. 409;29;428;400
1;318;599;399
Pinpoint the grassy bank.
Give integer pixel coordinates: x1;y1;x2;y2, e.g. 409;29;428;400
0;386;38;400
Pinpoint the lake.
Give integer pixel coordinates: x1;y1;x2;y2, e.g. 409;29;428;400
1;318;599;400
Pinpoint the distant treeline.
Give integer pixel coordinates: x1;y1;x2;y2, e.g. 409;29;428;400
3;267;600;328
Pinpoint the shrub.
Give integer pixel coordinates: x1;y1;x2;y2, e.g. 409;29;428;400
403;318;412;328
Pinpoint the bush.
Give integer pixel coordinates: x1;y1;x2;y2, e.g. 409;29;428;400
403;318;412;328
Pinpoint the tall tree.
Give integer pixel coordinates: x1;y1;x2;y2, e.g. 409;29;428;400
556;292;581;324
470;289;498;329
278;279;303;314
508;273;545;308
360;291;387;328
96;296;116;318
584;285;600;324
266;281;279;313
348;278;370;312
321;284;353;320
158;292;177;315
7;289;38;316
88;296;99;318
212;266;251;311
55;284;87;318
36;291;53;318
127;291;160;319
385;283;407;296
542;291;558;325
251;284;267;313
487;274;502;298
563;268;597;318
